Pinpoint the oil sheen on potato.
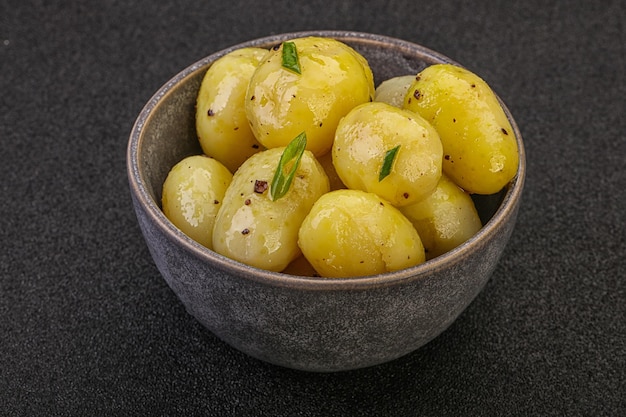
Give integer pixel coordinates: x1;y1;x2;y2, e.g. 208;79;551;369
404;64;519;195
245;37;375;157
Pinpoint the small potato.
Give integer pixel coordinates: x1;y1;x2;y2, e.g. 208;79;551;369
162;155;233;250
332;102;443;206
374;74;415;108
404;63;519;195
196;47;268;173
245;37;375;157
298;189;425;278
212;147;329;272
400;175;482;260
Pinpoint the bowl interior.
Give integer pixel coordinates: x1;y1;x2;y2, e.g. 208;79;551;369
128;31;525;287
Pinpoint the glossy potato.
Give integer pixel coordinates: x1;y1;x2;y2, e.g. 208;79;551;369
332;102;443;206
374;74;415;108
245;37;375;157
400;175;482;260
162;155;233;250
298;189;425;278
212;147;329;272
404;64;519;195
196;47;267;173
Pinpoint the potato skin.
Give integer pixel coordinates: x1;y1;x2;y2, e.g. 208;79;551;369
400;175;482;260
196;47;268;173
332;102;443;206
212;147;329;272
245;37;375;157
404;64;519;195
298;189;425;278
162;155;233;250
374;74;415;108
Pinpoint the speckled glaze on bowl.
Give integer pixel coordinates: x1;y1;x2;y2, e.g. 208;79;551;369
127;31;525;372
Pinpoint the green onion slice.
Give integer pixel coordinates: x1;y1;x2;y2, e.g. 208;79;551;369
270;132;307;201
379;145;400;182
281;41;301;74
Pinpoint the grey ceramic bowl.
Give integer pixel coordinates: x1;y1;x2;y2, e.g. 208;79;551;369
127;31;525;372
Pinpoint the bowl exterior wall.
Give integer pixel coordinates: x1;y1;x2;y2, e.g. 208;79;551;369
131;186;519;372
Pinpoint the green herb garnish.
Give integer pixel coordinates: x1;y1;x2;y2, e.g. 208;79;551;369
379;145;400;181
281;41;301;74
270;132;307;201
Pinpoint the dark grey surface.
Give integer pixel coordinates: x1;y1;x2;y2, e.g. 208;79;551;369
1;0;624;415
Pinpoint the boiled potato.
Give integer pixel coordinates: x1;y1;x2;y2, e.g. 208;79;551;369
162;155;233;250
374;74;415;108
332;102;443;206
400;175;482;260
298;189;425;278
212;147;329;272
196;47;268;173
404;63;519;195
245;37;375;157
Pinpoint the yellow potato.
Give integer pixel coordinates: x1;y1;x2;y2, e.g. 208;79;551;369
404;64;519;195
212;147;329;272
332;102;443;206
374;74;415;108
298;189;425;278
162;155;233;250
400;175;482;260
196;47;268;173
245;37;375;157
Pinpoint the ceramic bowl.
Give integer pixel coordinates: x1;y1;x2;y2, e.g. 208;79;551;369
127;31;525;372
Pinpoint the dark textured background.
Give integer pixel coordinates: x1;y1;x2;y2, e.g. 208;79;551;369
1;0;624;415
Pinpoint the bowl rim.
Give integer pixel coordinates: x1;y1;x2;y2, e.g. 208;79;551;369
127;30;526;291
